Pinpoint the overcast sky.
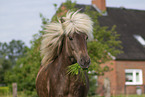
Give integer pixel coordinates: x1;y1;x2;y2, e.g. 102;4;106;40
0;0;145;47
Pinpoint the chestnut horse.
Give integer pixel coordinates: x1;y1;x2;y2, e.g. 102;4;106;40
36;11;93;97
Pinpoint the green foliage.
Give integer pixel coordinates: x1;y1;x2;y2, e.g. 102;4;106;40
0;40;28;66
0;40;27;84
88;74;97;96
0;59;11;83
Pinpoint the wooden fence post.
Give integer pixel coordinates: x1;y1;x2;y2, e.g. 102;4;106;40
12;83;17;97
104;78;111;97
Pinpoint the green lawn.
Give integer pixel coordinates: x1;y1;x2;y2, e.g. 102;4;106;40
0;92;27;97
1;94;145;97
116;95;145;97
88;94;145;97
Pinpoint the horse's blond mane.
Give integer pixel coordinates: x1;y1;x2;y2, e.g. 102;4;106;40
40;10;93;65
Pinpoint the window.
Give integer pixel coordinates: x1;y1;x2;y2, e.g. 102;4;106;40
125;69;143;85
134;35;145;46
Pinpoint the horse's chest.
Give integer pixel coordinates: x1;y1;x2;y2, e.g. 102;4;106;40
50;72;69;92
50;73;86;97
69;78;87;96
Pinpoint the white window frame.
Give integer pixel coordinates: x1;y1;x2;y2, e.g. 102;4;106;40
125;69;143;85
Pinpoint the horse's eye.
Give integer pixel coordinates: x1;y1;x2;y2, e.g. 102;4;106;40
69;36;73;40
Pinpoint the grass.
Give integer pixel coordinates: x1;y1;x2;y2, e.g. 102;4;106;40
88;94;145;97
116;95;145;97
0;92;27;97
1;93;145;97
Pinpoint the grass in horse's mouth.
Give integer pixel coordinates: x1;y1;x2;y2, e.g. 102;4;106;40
67;63;89;83
67;63;88;75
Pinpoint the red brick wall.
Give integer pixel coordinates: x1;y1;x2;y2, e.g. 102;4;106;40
97;60;145;95
116;61;145;94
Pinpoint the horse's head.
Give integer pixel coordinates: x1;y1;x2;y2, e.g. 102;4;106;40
67;32;90;69
59;11;93;69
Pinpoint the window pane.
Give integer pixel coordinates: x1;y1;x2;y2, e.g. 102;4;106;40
126;73;133;82
136;72;140;82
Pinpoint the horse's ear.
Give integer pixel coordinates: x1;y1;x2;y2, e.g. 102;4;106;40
60;17;65;23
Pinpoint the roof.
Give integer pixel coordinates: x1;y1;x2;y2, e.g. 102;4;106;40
75;4;145;60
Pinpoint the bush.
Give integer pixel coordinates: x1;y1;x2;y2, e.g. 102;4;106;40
0;87;9;95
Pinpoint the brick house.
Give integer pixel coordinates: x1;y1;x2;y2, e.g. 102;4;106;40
92;0;145;95
73;0;145;95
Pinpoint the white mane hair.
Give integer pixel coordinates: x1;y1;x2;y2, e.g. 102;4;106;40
62;10;94;40
40;10;93;65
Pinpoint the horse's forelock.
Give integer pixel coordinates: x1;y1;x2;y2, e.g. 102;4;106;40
62;10;94;41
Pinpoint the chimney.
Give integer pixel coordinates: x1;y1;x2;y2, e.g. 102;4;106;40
92;0;106;12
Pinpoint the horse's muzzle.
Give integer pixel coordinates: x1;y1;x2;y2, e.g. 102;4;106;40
78;57;91;69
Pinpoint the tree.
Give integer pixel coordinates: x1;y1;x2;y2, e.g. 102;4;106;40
0;40;28;66
0;40;28;84
0;59;11;84
0;42;8;59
